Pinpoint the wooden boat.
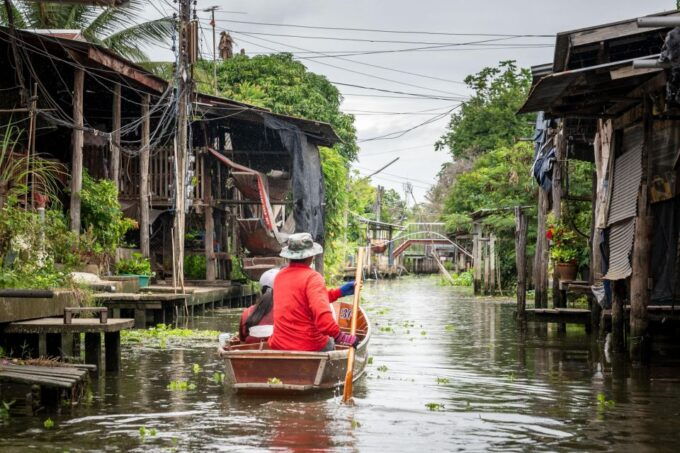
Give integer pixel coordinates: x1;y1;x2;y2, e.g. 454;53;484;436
218;303;371;393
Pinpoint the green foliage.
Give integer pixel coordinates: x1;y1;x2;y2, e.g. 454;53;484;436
0;400;14;420
121;323;220;348
80;171;136;265
0;1;173;62
43;417;54;429
267;377;283;385
425;402;445;411
183;254;206;280
115;252;152;276
320;147;349;279
435;377;450;384
195;54;357;161
451;270;473;287
167;380;196;391
436;61;534;160
547;212;588;265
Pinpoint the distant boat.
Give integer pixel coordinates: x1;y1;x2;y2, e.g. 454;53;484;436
218;306;371;393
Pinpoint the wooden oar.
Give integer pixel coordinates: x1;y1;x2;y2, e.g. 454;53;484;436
342;246;365;404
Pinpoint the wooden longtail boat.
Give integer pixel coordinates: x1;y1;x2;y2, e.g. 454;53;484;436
218;303;371;393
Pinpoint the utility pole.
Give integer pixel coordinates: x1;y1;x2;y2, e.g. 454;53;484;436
203;5;219;95
173;0;194;292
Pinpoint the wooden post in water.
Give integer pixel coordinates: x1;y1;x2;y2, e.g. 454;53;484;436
489;234;496;295
204;152;216;281
515;207;528;325
111;84;121;190
140;94;151;258
472;222;482;294
70;68;84;233
630;99;653;363
534;187;550;308
552;125;564;314
611;280;625;352
483;237;490;294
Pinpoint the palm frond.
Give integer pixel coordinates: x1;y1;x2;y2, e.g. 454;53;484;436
0;1;28;28
101;17;174;62
83;0;144;41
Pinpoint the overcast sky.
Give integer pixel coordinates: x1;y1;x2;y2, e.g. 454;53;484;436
144;0;672;202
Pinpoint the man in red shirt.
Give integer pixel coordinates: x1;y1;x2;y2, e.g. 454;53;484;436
268;233;358;352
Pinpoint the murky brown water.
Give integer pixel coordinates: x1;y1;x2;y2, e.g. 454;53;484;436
3;276;680;452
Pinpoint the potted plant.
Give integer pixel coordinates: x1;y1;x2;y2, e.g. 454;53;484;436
546;214;584;282
115;252;154;288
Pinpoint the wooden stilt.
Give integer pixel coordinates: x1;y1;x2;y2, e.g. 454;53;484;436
489;234;496;295
203;153;216;281
515;207;528;326
140;94;151;258
70;68;85;233
84;333;101;369
104;332;121;372
630;214;653;362
611;280;625;352
534;187;550;308
472;223;481;294
111;84;121;189
552;126;564;315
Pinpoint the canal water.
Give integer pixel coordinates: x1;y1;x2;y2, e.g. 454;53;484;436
3;276;680;452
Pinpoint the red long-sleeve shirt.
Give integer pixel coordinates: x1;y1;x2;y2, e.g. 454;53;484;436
268;263;341;351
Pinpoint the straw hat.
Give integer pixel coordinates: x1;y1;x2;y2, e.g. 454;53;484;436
280;232;323;259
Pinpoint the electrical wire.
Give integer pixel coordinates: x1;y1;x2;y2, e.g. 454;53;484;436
199;17;554;38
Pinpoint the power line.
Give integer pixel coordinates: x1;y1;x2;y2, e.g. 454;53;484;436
200;17;554;38
200;25;552;46
358;105;460;142
233;33;468;97
332;81;466;100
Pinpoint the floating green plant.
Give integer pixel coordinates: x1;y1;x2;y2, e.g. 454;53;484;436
597;393;615;410
420;330;427;336
351;419;361;429
139;426;157;437
267;377;282;385
43;418;54;429
212;372;225;384
0;400;14;420
444;324;455;332
425;402;445;411
377;365;388;373
122;324;220;348
192;363;202;374
167;380;196;391
435;377;450;385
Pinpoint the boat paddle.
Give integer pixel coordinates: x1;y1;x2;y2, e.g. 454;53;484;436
342;246;365;404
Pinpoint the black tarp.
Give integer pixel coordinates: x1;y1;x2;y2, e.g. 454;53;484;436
263;115;325;246
651;197;680;304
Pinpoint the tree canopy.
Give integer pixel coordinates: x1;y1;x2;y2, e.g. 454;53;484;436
195;54;358;161
0;0;173;61
435;60;534;160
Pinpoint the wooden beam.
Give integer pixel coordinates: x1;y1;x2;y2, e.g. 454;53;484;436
534;186;550;309
140;93;150;258
515;207;528;323
203;154;216;281
70;68;84;233
552;125;565;319
111;83;121;190
87;48;165;93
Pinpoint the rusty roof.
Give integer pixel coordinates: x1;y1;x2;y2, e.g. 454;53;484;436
0;26;340;147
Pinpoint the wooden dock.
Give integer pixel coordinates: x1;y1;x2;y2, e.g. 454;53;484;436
2;317;134;372
522;308;592;325
95;284;257;328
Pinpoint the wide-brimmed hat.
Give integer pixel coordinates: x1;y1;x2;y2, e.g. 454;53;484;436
280;232;323;259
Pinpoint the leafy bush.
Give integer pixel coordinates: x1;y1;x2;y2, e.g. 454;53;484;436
546;213;587;264
80;171;137;264
115;252;152;276
184;254;206;280
451;270;473;287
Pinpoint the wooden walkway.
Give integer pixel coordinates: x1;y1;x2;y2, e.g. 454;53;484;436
0;363;89;389
3;317;134;372
523;308;592;324
95;284;257;328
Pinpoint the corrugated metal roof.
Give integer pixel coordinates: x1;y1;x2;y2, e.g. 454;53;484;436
603;218;636;281
607;125;643;226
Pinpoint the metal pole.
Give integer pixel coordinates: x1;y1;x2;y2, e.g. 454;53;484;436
203;6;219;95
637;17;680;28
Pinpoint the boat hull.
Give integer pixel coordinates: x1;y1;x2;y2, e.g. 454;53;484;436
219;307;370;393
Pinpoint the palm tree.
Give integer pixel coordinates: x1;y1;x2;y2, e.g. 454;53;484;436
0;0;173;61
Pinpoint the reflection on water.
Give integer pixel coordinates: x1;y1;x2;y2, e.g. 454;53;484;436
3;276;680;451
